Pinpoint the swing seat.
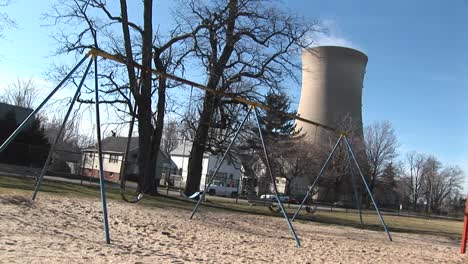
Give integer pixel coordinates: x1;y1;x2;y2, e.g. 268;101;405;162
188;192;200;199
305;205;317;214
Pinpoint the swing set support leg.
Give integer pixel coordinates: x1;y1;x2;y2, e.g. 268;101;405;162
253;107;301;247
190;106;253;219
0;55;90;153
93;57;111;244
32;58;93;201
291;134;343;221
343;135;392;241
348;157;364;226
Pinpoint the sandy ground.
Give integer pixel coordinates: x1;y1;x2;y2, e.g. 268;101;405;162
0;192;466;264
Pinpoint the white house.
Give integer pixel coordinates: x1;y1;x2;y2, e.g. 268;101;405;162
170;141;243;190
81;137;177;183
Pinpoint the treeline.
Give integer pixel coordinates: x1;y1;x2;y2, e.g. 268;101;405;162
395;152;464;214
342;121;465;215
0;110;50;167
160;94;466;216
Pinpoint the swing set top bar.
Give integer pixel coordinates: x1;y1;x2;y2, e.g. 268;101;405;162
86;48;337;133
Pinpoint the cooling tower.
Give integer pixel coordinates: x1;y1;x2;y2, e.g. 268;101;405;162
296;46;368;141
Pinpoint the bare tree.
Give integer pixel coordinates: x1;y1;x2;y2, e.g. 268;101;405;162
421;155;440;213
274;139;319;196
42;115;86;171
403;151;426;210
0;0;16;39
161;120;179;154
43;115;82;149
364;120;398;195
431;166;464;213
305;114;367;203
182;0;320;195
45;0;203;195
1;78;38;108
421;156;464;214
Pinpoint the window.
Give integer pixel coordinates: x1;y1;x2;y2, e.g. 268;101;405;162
109;154;119;163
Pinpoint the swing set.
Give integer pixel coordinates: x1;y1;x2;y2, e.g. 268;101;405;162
1;48;393;247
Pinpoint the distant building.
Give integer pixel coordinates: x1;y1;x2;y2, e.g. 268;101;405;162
238;152;289;197
0;102;34;125
296;46;367;142
81;137;177;182
170;141;242;190
294;46;369;202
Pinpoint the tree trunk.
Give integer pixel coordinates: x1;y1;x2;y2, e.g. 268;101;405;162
138;0;157;195
148;70;167;195
369;169;377;194
138;104;157;195
184;92;216;195
413;194;418;211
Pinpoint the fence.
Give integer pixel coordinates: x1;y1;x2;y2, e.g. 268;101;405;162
0;142;465;219
0;142;83;178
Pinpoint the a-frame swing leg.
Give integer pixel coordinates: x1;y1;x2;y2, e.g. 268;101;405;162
253;107;301;247
0;55;90;153
93;57;111;244
0;54;111;244
291;134;344;221
343;135;392;241
190;106;253;219
348;155;364;226
32;58;94;201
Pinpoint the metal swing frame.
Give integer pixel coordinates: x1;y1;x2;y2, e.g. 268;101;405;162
291;133;393;241
0;52;111;244
190;105;301;246
0;48;393;246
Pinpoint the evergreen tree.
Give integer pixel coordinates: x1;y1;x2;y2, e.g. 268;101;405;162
380;162;397;189
376;162;399;207
0;110;50;167
249;92;303;195
0;110;17;141
258;92;300;140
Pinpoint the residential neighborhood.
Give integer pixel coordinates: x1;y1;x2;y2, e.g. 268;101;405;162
81;136;177;183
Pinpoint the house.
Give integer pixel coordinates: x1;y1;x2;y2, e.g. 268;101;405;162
238;152;289;197
0;102;33;125
170;141;242;190
81;136;177;182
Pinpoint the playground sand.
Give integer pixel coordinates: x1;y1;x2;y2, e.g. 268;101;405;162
0;192;466;264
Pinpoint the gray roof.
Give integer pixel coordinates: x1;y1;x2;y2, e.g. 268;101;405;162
170;141;209;158
103;137;139;152
0;102;33;124
84;137;139;153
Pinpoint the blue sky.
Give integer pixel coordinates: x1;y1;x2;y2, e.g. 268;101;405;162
1;0;467;191
285;0;468;192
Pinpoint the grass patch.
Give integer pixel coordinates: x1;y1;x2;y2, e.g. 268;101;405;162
0;175;196;211
203;195;463;239
0;174;463;240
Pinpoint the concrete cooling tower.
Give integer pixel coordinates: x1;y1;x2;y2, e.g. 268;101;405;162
296;46;368;142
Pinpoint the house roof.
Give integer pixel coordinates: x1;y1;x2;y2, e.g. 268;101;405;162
84;137;139;153
170;141;209;158
170;141;191;156
0;102;34;124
